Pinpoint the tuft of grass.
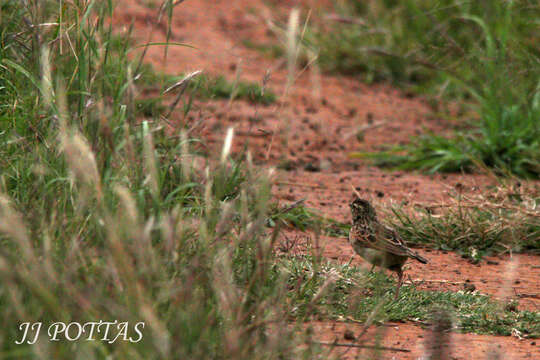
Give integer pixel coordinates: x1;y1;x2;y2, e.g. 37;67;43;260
307;1;540;178
351;89;540;178
386;185;540;261
242;39;285;59
269;202;323;231
143;72;277;105
189;73;276;105
270;203;350;238
135;97;166;118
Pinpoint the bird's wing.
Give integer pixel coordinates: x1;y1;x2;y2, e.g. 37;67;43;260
364;222;411;257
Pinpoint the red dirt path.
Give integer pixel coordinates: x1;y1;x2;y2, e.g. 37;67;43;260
115;0;539;357
308;321;538;359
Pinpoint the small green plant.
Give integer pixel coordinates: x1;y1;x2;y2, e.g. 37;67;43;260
270;203;350;237
143;72;277;105
191;74;276;105
270;202;323;231
135;97;166;117
242;39;285;59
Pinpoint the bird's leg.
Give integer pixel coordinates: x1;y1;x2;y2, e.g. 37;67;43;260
394;268;403;300
369;264;375;273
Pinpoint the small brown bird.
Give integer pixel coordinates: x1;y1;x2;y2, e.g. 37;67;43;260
348;197;428;299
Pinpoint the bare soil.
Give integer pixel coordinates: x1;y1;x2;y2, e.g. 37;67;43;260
307;321;538;359
116;0;539;357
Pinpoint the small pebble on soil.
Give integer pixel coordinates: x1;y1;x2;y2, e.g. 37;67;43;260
343;329;355;340
304;162;320;172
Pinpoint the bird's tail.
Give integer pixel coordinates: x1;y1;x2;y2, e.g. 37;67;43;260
409;251;428;264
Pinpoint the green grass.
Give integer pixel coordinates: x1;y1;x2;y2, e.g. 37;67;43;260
141;71;276;106
282;257;539;338
304;1;540;178
134;71;277;120
242;39;285;59
312;1;539;92
269;202;350;239
191;73;276;105
0;1;300;358
350;97;540;177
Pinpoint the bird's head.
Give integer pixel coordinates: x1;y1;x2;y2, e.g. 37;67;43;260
349;197;377;222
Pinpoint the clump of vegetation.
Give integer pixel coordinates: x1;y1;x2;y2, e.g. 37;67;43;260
142;71;277;106
0;1;297;358
269;202;350;237
313;1;539;93
386;184;540;262
242;39;285;59
310;1;540;178
191;73;276;105
351;92;540;177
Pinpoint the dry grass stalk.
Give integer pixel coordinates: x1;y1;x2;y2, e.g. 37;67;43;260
164;70;202;119
142;121;159;198
286;8;300;89
425;309;453;360
221;127;234;164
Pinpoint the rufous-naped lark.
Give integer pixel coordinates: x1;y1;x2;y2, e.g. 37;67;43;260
349;197;428;299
